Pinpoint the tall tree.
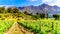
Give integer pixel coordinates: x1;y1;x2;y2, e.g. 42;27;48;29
40;13;45;19
53;14;59;20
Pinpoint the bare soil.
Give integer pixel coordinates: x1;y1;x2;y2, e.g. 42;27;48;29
4;22;34;34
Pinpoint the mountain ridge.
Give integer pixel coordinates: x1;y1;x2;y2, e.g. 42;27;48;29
18;4;60;15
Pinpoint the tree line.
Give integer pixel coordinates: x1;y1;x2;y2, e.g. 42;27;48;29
0;7;59;20
0;7;19;13
24;11;49;19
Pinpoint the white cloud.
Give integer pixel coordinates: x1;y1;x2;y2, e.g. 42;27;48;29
42;0;53;4
42;0;51;3
0;5;16;8
42;0;60;7
0;5;5;7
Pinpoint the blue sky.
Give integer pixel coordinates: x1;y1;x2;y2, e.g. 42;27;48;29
0;0;42;7
0;0;60;7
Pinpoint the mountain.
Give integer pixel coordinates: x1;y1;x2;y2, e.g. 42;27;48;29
18;4;60;15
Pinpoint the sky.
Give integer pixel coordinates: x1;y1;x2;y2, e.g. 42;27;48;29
0;0;60;7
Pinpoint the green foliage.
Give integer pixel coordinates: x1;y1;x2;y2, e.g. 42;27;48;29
0;6;60;34
53;14;59;20
0;7;6;13
24;11;28;14
18;19;60;34
0;20;14;34
13;7;19;13
0;7;20;14
40;13;45;18
36;13;48;19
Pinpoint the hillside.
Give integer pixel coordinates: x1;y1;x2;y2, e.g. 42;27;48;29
0;5;60;34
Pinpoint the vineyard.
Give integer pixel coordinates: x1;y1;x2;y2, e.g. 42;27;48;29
0;13;60;34
18;19;60;34
0;14;60;34
0;7;60;34
0;20;14;34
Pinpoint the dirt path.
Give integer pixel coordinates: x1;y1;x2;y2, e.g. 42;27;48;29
4;22;34;34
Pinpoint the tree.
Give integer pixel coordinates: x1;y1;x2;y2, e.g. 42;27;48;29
34;12;40;19
13;8;19;13
40;13;45;19
36;12;39;15
24;11;28;14
0;7;6;13
53;14;59;20
7;7;13;13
